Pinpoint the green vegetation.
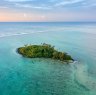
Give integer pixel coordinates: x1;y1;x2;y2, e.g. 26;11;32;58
17;43;73;62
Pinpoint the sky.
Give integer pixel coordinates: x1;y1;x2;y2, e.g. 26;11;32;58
0;0;96;22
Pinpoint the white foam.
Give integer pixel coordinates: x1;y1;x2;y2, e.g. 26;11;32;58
0;31;45;38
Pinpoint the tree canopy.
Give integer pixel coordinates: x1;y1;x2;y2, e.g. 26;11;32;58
17;43;73;62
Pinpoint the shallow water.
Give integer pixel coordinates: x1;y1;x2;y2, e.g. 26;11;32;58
0;22;96;95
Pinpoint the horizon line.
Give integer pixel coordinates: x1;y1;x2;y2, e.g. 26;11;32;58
0;21;96;23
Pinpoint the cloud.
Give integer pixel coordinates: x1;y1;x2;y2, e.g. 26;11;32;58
12;0;86;10
54;0;84;7
3;0;96;9
0;6;8;8
15;3;52;10
23;13;27;17
5;0;32;2
80;3;96;8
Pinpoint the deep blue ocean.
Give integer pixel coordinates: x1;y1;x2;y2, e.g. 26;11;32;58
0;22;96;95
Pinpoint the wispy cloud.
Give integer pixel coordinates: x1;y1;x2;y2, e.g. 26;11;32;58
3;0;96;9
0;6;8;9
5;0;31;2
15;3;52;10
54;0;84;7
81;2;96;8
10;0;86;10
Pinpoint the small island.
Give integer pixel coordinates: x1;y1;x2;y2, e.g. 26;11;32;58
17;43;73;62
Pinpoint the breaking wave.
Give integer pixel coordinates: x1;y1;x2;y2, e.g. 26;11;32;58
0;31;45;38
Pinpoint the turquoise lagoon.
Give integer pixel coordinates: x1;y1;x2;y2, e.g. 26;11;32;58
0;22;96;95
